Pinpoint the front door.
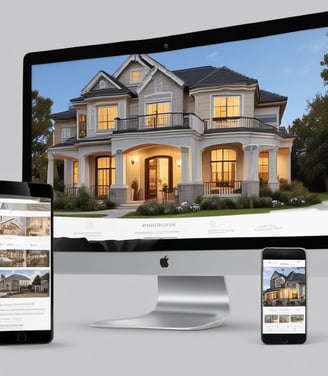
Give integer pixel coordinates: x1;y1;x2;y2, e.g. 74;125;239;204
145;156;172;200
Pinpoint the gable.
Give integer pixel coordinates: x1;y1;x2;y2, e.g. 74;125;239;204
81;71;123;95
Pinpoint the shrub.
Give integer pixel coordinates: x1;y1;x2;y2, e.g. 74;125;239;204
136;201;164;216
54;189;115;211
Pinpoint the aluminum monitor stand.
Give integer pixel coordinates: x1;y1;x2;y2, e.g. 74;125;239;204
90;276;230;330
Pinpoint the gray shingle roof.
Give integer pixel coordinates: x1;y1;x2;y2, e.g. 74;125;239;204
50;108;76;120
259;89;287;104
173;66;258;88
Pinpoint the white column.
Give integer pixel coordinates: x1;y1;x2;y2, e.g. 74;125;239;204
78;155;87;187
243;144;259;181
47;152;54;185
181;147;189;183
115;149;124;186
268;146;278;184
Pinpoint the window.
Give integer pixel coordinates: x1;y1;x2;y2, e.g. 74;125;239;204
211;149;236;183
79;114;87;138
131;70;141;84
258;151;269;182
213;96;240;118
97;105;118;130
96;156;115;197
146;102;170;127
73;161;79;187
61;128;71;143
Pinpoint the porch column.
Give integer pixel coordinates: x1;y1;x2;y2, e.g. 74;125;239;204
191;145;202;182
181;146;189;183
242;144;260;197
78;154;87;187
243;144;259;181
47;151;54;185
114;149;124;186
110;149;131;204
268;146;279;191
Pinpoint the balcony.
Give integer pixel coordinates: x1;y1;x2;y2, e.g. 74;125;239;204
114;112;204;134
205;116;282;134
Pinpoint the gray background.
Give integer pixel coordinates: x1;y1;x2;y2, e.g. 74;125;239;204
0;1;327;374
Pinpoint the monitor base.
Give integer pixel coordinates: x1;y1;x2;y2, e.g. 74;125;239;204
90;275;229;330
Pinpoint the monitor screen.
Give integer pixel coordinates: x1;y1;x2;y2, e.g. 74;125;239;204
22;11;328;330
23;11;328;253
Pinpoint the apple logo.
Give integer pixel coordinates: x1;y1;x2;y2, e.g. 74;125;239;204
160;256;169;268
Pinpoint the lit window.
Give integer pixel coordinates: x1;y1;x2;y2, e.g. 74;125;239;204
73;161;79;187
96;156;116;197
146;102;170;127
258;151;269;182
211;149;236;183
98;106;118;130
79;114;87;138
213;96;240;118
131;70;141;84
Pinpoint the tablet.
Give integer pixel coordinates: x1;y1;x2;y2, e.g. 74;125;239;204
0;180;53;344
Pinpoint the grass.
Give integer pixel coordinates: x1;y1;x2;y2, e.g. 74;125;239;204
122;206;295;219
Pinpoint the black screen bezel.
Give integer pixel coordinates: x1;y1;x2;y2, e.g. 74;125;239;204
22;11;328;252
261;247;306;344
0;181;53;344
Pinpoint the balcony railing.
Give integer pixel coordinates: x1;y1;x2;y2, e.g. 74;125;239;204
205;116;279;133
65;185;110;199
115;112;191;133
203;181;242;195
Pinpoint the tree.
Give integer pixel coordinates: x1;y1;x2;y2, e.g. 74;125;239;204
290;94;328;192
32;90;53;183
289;33;328;192
320;32;328;85
32;274;41;286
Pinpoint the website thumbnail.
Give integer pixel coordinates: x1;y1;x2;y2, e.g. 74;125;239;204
0;198;51;331
262;259;306;334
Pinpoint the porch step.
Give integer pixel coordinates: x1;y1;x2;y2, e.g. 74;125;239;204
117;201;144;210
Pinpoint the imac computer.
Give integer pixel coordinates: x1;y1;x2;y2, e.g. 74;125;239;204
22;11;328;330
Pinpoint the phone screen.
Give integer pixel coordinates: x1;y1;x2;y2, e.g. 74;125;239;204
0;193;52;336
262;257;306;337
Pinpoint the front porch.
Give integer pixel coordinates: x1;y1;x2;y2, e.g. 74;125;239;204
62;179;259;206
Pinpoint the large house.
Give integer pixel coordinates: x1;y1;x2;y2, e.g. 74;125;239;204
263;270;306;305
47;54;294;205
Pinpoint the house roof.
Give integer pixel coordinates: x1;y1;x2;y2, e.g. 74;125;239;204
173;66;258;89
286;271;305;283
51;55;287;119
259;89;287;104
51;108;76;120
8;274;30;281
71;70;135;103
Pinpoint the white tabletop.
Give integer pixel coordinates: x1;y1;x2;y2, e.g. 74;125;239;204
0;272;327;376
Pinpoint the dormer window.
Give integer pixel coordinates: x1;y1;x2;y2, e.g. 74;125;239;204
130;69;141;84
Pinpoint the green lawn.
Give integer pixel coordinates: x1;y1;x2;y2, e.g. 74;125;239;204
123;206;292;219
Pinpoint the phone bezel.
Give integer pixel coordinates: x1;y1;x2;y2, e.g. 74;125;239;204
261;247;306;345
0;180;53;345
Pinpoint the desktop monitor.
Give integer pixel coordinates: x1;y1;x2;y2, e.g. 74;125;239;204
22;11;328;330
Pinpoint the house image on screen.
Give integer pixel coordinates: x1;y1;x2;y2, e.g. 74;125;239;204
47;54;294;205
263;270;306;306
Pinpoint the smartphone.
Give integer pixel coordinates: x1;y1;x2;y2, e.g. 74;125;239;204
261;247;306;344
0;180;53;344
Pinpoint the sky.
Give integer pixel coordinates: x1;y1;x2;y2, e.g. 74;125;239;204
262;266;305;291
32;26;328;128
